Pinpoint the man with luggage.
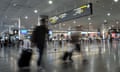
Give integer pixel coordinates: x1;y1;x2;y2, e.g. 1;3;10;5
31;16;49;68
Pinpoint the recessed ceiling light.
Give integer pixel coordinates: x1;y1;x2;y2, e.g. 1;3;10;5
114;0;119;2
89;22;92;25
112;25;114;27
104;20;107;23
109;26;111;29
34;10;38;13
87;4;90;8
88;17;91;20
13;3;17;6
25;16;28;19
48;0;53;4
107;13;111;16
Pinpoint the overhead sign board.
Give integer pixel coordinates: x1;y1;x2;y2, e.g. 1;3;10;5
49;3;93;24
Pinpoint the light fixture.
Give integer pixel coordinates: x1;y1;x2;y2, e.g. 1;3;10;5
73;20;76;24
87;4;90;8
34;9;38;13
13;3;17;6
107;13;111;16
25;16;28;19
104;20;107;23
88;17;91;20
109;26;111;29
89;22;92;25
112;25;114;27
114;0;119;2
48;0;53;4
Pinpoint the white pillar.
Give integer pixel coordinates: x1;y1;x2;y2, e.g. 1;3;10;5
37;16;41;26
8;26;11;34
18;17;21;40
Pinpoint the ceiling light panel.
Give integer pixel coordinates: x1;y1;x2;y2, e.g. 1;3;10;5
48;0;53;4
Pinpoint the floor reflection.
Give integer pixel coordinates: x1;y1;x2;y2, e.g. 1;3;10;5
18;68;31;72
0;40;120;72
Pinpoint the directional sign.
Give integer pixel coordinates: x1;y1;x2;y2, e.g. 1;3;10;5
49;3;93;24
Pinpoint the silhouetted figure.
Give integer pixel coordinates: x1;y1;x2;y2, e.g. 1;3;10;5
62;40;74;63
71;26;88;64
31;18;49;68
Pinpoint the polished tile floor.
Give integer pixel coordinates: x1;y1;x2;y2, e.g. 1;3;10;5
0;40;120;72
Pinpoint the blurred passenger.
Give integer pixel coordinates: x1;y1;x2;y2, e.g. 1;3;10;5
8;38;12;48
18;37;32;68
62;40;74;63
71;26;87;63
19;37;31;53
53;36;57;49
59;34;63;48
4;39;8;47
31;17;49;68
0;39;2;48
23;38;31;49
19;39;24;48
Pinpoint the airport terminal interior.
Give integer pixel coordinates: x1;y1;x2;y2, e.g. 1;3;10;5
0;0;120;72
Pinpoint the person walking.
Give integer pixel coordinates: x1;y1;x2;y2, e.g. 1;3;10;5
31;17;49;68
71;26;88;63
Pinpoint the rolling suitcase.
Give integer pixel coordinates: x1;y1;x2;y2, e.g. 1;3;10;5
18;49;33;68
75;43;81;52
62;51;69;61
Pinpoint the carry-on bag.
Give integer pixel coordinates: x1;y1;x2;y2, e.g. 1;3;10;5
18;49;33;68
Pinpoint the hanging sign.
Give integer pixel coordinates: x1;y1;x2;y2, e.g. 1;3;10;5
49;3;93;24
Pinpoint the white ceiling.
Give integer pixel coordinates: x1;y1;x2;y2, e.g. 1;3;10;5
0;0;120;32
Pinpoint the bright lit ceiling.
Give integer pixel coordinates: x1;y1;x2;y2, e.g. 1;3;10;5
0;0;120;32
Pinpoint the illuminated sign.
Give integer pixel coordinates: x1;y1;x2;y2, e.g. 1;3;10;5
49;3;92;24
20;29;28;34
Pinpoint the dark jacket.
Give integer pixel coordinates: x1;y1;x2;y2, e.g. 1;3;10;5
31;25;49;48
